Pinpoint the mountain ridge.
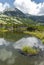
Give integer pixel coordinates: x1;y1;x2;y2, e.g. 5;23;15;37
0;7;44;23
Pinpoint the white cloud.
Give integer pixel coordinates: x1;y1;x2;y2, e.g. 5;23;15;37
38;3;44;15
0;2;10;12
14;0;44;15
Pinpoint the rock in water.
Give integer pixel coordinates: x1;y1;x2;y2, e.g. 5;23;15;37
13;37;44;56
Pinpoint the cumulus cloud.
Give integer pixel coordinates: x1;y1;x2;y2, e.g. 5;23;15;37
0;2;10;12
38;3;44;15
14;0;44;15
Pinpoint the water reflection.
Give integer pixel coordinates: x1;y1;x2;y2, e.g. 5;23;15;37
0;33;44;65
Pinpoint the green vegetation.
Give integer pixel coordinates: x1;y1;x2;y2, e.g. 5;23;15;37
0;14;44;44
24;31;44;44
22;46;39;55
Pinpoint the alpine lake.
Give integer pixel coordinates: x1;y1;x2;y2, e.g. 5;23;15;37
0;31;44;65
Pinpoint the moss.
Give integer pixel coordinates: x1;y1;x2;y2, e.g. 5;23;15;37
22;46;39;55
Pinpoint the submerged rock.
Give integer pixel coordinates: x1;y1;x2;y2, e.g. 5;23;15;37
13;37;44;56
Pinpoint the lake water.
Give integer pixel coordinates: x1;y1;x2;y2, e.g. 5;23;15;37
0;32;44;65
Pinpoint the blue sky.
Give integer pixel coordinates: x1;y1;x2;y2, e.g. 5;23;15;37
32;0;44;3
0;0;14;5
0;0;44;8
0;0;44;5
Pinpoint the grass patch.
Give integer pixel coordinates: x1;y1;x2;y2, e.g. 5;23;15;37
23;31;44;44
22;46;39;55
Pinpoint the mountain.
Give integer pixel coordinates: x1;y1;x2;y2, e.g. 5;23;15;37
3;8;26;17
2;7;44;23
28;15;44;23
